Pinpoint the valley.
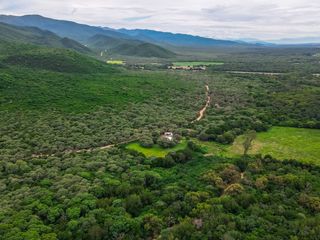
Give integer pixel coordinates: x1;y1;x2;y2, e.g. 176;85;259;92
0;13;319;240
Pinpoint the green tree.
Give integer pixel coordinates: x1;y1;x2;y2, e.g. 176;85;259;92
242;130;257;155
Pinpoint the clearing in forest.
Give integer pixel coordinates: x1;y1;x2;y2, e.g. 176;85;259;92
196;127;320;164
126;140;188;158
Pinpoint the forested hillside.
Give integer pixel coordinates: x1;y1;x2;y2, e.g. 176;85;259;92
0;22;90;53
0;23;319;240
87;34;176;58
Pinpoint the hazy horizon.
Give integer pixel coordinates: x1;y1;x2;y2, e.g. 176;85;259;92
1;0;320;42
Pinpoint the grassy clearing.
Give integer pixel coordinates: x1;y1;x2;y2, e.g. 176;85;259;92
107;60;125;65
232;127;320;164
173;61;224;67
195;127;320;164
126;140;188;158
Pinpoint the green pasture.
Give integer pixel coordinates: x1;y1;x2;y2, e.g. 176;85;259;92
196;127;320;164
126;140;188;158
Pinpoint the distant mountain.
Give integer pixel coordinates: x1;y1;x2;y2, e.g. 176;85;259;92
113;42;176;58
234;38;275;46
0;15;248;49
0;14;130;43
0;22;91;53
87;34;176;58
87;34;142;50
116;29;244;47
268;37;320;45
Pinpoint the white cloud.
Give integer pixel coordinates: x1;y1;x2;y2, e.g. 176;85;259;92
0;0;319;40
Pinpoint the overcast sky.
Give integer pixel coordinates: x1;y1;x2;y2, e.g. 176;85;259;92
1;0;319;40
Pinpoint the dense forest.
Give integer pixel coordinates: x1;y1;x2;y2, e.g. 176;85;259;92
0;24;320;239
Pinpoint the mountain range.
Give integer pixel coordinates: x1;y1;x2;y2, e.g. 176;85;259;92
0;14;318;59
0;22;91;54
0;15;245;48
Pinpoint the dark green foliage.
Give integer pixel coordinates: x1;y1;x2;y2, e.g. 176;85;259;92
0;37;319;240
3;48;109;73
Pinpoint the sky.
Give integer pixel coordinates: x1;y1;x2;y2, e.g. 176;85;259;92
1;0;320;41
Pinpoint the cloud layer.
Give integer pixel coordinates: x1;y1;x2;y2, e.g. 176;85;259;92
1;0;319;40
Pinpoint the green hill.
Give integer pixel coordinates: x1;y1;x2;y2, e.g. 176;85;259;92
112;42;176;58
86;34;139;50
3;47;110;73
0;22;91;53
87;34;176;58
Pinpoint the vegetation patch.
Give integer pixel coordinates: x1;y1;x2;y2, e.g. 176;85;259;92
126;140;188;157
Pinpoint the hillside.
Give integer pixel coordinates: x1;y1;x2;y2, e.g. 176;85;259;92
1;46;320;239
112;42;176;58
1;11;320;240
87;34;133;50
0;22;90;53
88;34;176;58
3;47;110;73
0;14;131;42
117;28;244;47
0;15;246;49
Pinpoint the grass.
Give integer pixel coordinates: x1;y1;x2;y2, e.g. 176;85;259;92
107;60;125;65
126;140;188;158
173;61;224;67
195;127;320;164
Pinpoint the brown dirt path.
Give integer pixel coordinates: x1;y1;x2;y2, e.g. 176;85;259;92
192;85;211;123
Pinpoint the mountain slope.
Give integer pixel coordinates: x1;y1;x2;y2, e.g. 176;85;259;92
0;14;131;42
116;29;245;47
0;22;90;53
3;47;109;73
87;34;142;50
0;15;247;49
112;42;176;58
87;34;176;58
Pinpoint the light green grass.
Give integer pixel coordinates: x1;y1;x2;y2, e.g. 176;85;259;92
126;140;188;158
173;61;224;67
107;60;124;65
195;127;320;164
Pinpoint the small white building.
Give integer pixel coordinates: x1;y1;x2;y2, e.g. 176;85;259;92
163;132;174;141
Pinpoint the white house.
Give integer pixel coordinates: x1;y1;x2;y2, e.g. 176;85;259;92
163;132;174;141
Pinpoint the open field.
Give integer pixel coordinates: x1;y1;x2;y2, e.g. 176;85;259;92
173;61;224;67
196;127;320;164
126;140;188;157
231;127;320;164
107;60;125;65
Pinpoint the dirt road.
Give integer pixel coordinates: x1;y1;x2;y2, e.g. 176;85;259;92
32;85;212;157
192;85;211;123
31;139;138;158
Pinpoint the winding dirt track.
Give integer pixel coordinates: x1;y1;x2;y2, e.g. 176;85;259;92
31;139;137;158
192;85;211;123
32;84;211;158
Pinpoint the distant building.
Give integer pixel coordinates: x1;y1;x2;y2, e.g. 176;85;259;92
168;66;206;71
